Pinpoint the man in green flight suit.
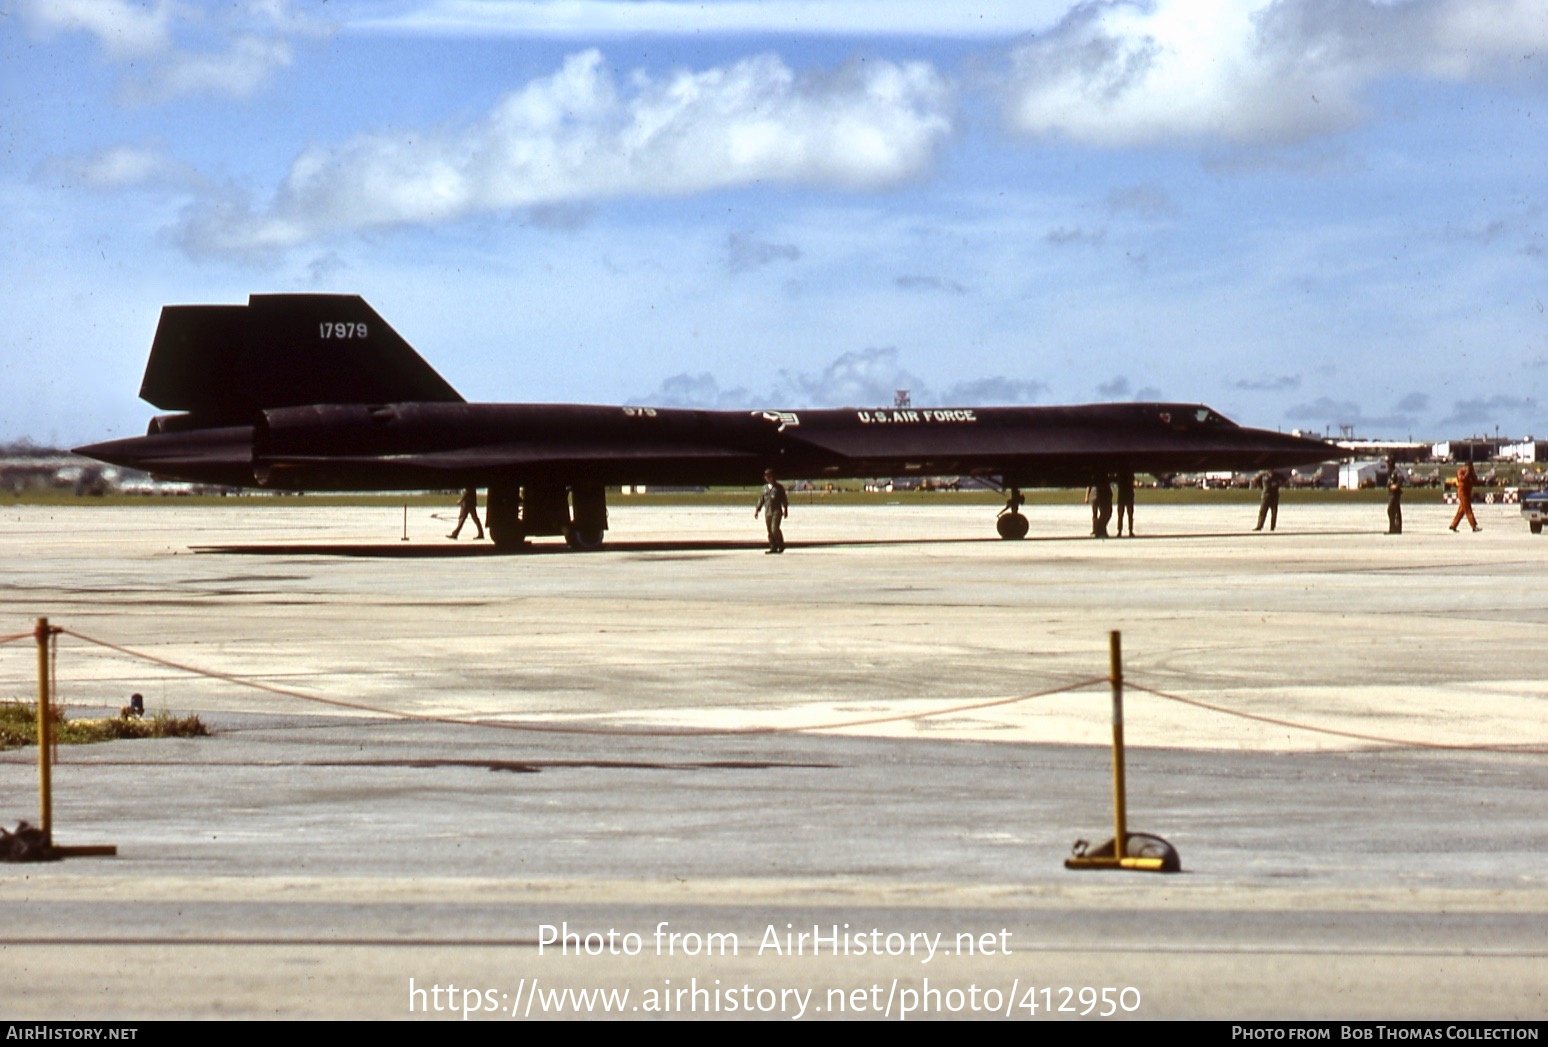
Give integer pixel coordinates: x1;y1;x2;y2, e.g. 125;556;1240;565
754;469;789;554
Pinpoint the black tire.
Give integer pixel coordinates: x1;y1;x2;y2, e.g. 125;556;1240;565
996;512;1029;540
486;485;527;549
565;527;605;551
488;524;528;550
1531;521;1543;535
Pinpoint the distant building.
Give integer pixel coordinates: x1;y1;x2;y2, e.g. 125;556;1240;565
1431;439;1505;463
1339;460;1387;489
1499;439;1548;464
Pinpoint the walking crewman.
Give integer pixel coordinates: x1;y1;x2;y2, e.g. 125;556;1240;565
1449;463;1480;532
447;487;484;540
754;469;789;553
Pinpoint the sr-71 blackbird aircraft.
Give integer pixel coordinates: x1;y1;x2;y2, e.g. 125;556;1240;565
77;294;1337;550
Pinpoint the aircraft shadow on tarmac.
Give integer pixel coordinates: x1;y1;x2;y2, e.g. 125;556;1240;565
189;530;1367;558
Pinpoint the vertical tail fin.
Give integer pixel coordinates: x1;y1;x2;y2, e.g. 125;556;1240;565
139;294;464;417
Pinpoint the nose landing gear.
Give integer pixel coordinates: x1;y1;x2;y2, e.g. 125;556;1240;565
996;487;1028;539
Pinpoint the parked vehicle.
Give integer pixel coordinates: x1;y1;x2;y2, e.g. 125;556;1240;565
1522;490;1548;534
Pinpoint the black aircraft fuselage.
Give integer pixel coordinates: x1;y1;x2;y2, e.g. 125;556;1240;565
77;294;1337;549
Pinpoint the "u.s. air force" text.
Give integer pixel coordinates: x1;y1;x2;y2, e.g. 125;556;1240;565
856;409;977;424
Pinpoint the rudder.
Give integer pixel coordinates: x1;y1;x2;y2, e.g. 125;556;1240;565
139;294;464;416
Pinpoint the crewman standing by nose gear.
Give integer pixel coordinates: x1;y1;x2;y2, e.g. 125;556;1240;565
1115;469;1136;537
1092;475;1113;538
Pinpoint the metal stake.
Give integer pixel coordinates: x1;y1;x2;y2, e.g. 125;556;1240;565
35;616;52;846
1110;629;1127;859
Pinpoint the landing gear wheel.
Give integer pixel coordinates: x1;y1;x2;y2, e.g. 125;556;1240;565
1532;521;1543;534
996;512;1029;540
486;520;529;551
485;485;527;549
564;526;605;551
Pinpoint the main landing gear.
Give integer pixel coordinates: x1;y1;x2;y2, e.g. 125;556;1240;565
996;487;1029;540
486;482;608;551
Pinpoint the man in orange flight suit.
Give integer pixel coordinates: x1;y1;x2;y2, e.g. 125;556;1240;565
1449;463;1480;532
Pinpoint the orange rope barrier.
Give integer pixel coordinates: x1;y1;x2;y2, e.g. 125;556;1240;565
25;624;1545;752
54;626;1106;737
1127;682;1548;755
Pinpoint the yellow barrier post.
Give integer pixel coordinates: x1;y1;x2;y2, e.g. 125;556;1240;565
1110;630;1127;860
1064;629;1179;872
27;618;118;860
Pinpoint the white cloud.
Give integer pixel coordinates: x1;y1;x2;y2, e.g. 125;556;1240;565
43;143;201;190
1004;0;1548;147
131;33;296;104
19;0;318;102
1419;0;1548;79
352;0;1072;39
637;372;759;409
20;0;173;59
182;49;954;255
775;346;924;407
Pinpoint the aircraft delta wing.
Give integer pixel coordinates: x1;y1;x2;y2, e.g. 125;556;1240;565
77;294;1338;549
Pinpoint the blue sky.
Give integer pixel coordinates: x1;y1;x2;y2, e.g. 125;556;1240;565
3;0;1546;446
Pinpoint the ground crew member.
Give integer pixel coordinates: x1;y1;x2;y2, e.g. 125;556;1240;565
754;469;789;553
447;487;483;540
1116;469;1135;537
1254;471;1281;532
1092;476;1113;538
1449;463;1480;532
1386;461;1403;535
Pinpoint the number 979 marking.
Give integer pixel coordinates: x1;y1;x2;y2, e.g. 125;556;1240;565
319;322;368;339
